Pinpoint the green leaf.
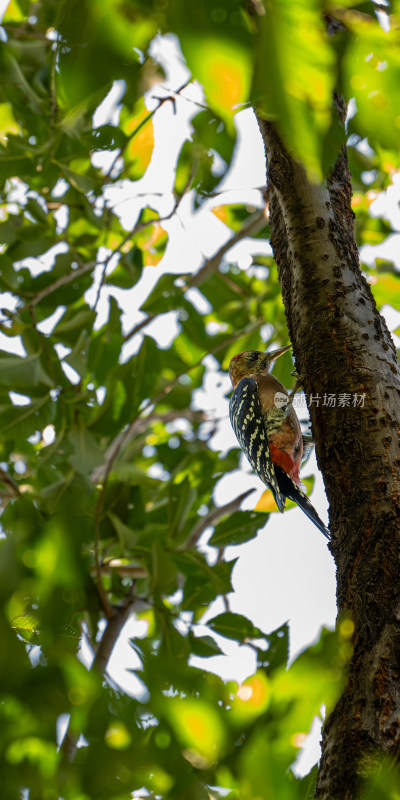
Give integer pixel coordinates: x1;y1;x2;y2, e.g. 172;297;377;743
130;336;161;415
56;162;96;194
0;352;53;390
209;510;266;547
258;623;289;674
0;395;53;438
107;511;139;551
188;632;224;658
252;0;335;180
368;273;400;310
53;306;96;346
11;614;41;645
167;0;253;129
168;478;197;541
344;21;400;152
25;197;49;225
66;428;104;476
208;611;265;643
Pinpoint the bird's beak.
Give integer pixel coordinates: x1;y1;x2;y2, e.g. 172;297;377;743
266;344;292;363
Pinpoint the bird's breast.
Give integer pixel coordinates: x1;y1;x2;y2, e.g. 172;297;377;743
254;373;303;464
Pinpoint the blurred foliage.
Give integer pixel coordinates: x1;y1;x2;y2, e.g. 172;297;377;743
0;0;400;798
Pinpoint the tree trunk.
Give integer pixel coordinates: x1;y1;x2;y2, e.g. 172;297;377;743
258;119;400;799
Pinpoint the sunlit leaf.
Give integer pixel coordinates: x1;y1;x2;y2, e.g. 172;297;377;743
255;488;279;513
165;697;226;762
252;0;336;180
0;102;20;139
231;671;271;723
345;20;400;151
368;273;400;309
3;0;25;22
120;97;154;180
133;208;168;266
184;36;251;125
11;614;41;645
167;0;253;128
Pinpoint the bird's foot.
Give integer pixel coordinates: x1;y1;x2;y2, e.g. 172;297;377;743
290;369;306;386
287;372;306;403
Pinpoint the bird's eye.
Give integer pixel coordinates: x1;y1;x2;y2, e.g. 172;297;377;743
247;352;259;363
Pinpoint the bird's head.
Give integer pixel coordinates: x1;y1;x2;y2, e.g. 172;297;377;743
228;345;292;388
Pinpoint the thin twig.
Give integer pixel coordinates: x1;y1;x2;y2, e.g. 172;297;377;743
91;408;205;485
181;488;256;551
187;207;268;288
93;485;114;620
28;260;95;309
60;601;133;761
222;594;230;612
26;200;177;312
93;178;194;311
91;563;148;579
102;79;192;182
122;313;157;342
91;602;133;674
0;468;20;496
27;167;265;314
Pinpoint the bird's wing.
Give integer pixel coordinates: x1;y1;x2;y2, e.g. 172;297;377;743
229;376;286;512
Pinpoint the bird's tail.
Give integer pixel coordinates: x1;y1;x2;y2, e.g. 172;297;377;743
275;466;330;539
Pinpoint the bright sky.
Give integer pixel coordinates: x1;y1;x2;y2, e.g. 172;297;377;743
1;17;400;776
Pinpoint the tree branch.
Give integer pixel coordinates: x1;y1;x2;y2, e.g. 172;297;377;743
102;80;192;183
93;161;197;311
0;468;20;496
181;488;256;551
187;207;268;288
60;601;133;762
28;259;95;309
91;562;148;579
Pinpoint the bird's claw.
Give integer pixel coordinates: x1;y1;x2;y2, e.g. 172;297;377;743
289;371;306;396
290;369;306;382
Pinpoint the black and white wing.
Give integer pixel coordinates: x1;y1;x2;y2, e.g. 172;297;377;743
229;376;285;512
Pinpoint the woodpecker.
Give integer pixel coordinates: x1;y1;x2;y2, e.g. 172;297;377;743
229;347;329;539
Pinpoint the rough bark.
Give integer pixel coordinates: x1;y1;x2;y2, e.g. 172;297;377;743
258;119;400;798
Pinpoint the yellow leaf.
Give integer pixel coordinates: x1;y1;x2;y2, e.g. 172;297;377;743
254;489;279;513
123;98;154;180
135;221;168;267
212;205;229;224
3;0;24;22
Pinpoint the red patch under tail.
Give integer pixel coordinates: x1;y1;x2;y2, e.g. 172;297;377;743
269;443;301;487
